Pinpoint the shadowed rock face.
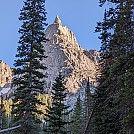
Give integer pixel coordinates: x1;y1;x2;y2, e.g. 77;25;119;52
0;60;12;88
43;16;98;93
84;50;100;65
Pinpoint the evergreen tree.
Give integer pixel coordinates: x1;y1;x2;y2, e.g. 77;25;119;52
11;0;48;133
92;0;134;133
109;1;134;133
83;79;93;120
45;73;71;134
92;8;121;134
70;94;83;134
82;79;94;133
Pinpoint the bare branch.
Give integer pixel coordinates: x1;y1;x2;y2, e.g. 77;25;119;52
0;125;21;133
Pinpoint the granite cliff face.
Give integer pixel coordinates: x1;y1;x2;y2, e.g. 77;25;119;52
0;60;12;88
43;16;98;93
0;60;12;98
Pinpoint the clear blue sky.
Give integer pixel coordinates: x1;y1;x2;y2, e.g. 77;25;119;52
0;0;105;67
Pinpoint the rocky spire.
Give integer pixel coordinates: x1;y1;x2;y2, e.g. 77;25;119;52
53;15;62;25
43;17;98;93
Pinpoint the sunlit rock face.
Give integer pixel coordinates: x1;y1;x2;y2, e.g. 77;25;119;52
43;16;98;93
0;60;12;98
0;60;12;88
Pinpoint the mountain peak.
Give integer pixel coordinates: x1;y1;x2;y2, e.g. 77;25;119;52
53;15;62;25
43;17;98;93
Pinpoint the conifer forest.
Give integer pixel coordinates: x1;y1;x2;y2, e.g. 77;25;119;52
0;0;134;134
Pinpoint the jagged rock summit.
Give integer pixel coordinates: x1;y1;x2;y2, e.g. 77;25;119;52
43;16;98;93
54;15;62;25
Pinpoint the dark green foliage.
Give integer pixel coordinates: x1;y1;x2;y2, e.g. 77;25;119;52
92;9;120;133
83;80;93;119
110;1;134;133
45;73;72;134
92;0;134;134
70;94;83;134
82;80;94;133
11;0;47;133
